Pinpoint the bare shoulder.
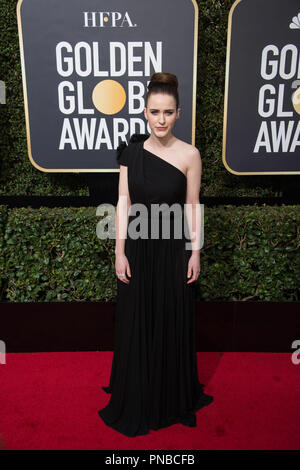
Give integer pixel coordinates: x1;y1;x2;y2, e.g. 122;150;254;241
175;139;200;157
174;140;201;171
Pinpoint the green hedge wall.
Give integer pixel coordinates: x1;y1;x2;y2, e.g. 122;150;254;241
0;0;288;196
0;204;299;302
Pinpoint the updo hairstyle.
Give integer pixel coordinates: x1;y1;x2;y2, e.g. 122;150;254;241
145;72;179;109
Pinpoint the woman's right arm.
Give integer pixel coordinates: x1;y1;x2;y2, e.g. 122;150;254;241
115;164;131;256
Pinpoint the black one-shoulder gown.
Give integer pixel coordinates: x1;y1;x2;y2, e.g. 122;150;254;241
98;134;213;437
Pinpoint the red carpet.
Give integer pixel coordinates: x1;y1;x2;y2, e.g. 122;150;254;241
0;351;299;449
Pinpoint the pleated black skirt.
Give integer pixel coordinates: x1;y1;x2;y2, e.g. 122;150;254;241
98;217;213;437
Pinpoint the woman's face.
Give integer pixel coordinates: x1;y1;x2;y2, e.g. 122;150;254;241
144;93;180;138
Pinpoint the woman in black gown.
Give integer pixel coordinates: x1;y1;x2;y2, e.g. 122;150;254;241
98;72;213;437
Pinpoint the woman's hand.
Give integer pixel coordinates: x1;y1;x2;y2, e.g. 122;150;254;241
115;253;131;284
187;251;201;284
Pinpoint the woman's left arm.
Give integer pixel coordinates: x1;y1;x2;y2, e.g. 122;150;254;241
185;147;202;284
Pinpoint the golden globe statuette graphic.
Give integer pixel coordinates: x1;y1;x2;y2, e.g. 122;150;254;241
292;86;300;115
92;80;126;115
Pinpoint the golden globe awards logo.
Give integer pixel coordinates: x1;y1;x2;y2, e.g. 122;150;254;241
17;0;198;171
254;41;300;154
223;0;300;175
56;38;162;150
